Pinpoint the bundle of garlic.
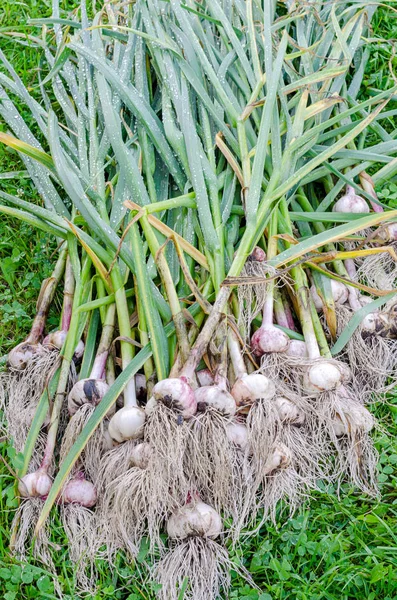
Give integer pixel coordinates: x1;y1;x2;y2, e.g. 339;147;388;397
0;0;396;598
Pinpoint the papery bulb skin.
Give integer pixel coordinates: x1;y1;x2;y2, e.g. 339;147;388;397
303;360;342;394
378;223;397;242
68;379;110;415
311;281;348;312
195;386;236;417
196;368;215;387
333;403;374;436
263;443;292;475
18;469;52;498
7;342;45;371
108;406;146;443
43;330;85;360
333;186;369;213
249;246;267;262
62;475;97;507
286;340;308;358
102;421;116;451
226;422;249;451
274;397;305;425
251;325;290;356
359;295;373;308
135;373;147;401
150;377;197;419
167;500;222;540
362;313;380;335
130;442;152;469
231;373;276;413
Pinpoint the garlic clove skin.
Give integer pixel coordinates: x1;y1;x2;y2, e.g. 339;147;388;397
332;403;374;436
18;469;52;498
7;342;45;371
151;377;197;419
108;406;146;443
130;442;152;469
61;475;97;507
231;373;276;413
43;330;85;360
378;223;397;242
196;368;215;387
68;378;110;415
195;386;236;417
311;281;348;312
263;443;292;475
167;500;222;540
285;340;308;358
274;396;305;425
226;422;249;452
251;325;290;356
303;360;343;394
333;186;369;213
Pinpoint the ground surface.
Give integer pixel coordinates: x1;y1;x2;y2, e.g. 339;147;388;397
0;3;397;599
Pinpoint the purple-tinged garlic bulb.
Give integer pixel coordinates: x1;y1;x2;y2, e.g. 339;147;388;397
61;473;97;507
167;500;222;540
251;325;290;356
147;377;197;419
333;186;369;213
249;246;267;262
379;222;397;242
18;469;52;498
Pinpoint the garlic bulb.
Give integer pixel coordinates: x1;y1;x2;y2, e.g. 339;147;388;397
61;475;97;507
108;406;146;443
167;501;222;540
68;378;110;415
43;330;85;360
150;377;197;419
231;373;275;410
130;442;152;469
251;324;290;356
332;403;374;437
285;340;308;358
274;396;305;425
196;368;215;387
195;386;236;416
263;443;292;475
310;280;348;312
18;469;52;498
333;186;369;213
7;342;45;371
226;422;249;451
303;360;343;394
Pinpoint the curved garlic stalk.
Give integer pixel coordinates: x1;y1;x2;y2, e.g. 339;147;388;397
7;249;67;370
43;258;84;360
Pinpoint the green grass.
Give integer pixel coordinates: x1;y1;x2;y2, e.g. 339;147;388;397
1;3;397;599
